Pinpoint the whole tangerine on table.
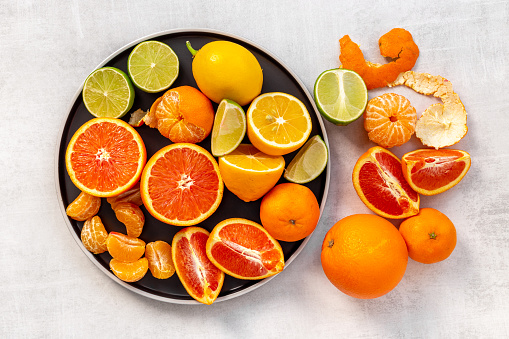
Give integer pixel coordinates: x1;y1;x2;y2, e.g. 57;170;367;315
399;208;457;264
260;183;320;242
321;214;408;299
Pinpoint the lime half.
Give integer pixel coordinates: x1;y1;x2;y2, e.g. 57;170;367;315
314;68;368;125
127;40;179;93
211;99;246;157
284;135;328;184
82;67;135;118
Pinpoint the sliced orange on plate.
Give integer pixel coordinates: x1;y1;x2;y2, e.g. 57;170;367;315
206;218;285;280
353;146;419;219
65;118;147;197
401;149;471;195
140;143;223;226
172;227;225;305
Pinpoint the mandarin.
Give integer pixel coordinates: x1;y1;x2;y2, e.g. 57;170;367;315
110;258;149;283
321;214;408;299
106;232;146;262
80;216;108;254
260;183;320;242
66;191;101;221
399;208;457;264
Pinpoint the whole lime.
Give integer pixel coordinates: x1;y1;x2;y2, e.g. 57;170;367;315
187;41;263;106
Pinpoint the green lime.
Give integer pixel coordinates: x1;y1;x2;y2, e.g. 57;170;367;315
82;67;135;118
127;40;179;93
211;99;246;157
313;68;368;125
284;135;328;184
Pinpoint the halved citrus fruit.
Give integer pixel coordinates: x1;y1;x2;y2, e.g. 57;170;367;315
110;258;149;283
218;144;284;202
106;232;146;262
140;143;223;226
247;92;312;155
352;146;420;219
145;241;175;279
401;149;471;195
172;227;225;305
65;118;147;197
206;218;285;280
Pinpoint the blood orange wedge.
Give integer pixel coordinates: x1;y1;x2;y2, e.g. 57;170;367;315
171;227;225;305
401;149;471;195
140;143;223;226
352;146;420;219
65;118;147;197
206;218;285;280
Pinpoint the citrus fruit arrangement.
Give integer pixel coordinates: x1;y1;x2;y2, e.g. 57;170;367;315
316;28;470;299
59;32;328;305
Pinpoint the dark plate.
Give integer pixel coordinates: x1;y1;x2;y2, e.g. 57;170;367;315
55;29;330;304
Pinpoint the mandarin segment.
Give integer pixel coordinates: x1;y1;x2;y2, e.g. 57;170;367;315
172;227;225;305
113;202;145;238
80;216;108;254
145;241;175;279
110;258;149;283
206;218;285;280
66;191;101;221
107;183;143;209
106;232;146;262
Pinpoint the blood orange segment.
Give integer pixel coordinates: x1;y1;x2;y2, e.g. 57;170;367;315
140;143;223;226
401;149;471;195
172;227;224;305
110;258;149;283
106;232;146;262
353;146;419;219
65;118;147;197
206;218;285;280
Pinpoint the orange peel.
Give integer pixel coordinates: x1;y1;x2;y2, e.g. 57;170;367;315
339;28;419;90
388;71;468;149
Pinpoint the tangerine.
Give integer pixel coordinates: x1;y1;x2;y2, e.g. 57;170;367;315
321;214;408;299
80;216;108;254
145;241;175;279
260;183;320;242
143;86;214;143
140;143;223;226
106;232;146;262
113;202;145;238
364;93;417;148
206;218;285;280
110;258;149;283
66;191;101;221
399;208;457;264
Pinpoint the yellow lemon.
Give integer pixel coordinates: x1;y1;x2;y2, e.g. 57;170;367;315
187;41;263;106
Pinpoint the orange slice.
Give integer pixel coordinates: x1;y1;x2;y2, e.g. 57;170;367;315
353;146;419;219
106;232;146;262
206;218;285;280
66;191;101;221
110;258;149;283
401;149;471;195
80;216;108;254
145;241;175;279
218;144;285;202
65;118;147;197
140;143;223;226
247;92;312;155
172;227;225;305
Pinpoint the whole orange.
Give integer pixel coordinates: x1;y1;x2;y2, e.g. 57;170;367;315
399;208;457;264
321;214;408;299
260;183;320;242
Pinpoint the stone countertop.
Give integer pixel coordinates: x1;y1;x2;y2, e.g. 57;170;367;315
1;0;508;337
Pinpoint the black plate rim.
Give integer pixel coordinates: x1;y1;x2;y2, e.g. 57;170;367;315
54;28;331;305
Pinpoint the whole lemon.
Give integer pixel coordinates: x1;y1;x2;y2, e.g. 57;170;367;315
187;41;263;106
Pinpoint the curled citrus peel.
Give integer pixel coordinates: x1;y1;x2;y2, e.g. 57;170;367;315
389;71;468;149
339;28;419;90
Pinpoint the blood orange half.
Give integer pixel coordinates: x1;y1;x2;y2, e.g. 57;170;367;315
206;218;285;280
401;149;471;195
171;227;225;305
140;143;223;226
65;118;147;197
353;146;420;219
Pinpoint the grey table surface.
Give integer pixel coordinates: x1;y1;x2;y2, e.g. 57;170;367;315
1;0;508;338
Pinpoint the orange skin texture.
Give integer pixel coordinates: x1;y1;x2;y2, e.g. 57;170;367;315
321;214;408;299
260;183;320;242
339;28;419;90
399;208;457;264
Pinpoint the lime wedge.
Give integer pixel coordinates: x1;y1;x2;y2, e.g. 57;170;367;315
211;99;246;157
82;67;135;118
314;68;368;125
284;135;328;184
127;40;179;93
